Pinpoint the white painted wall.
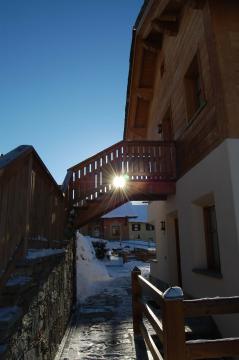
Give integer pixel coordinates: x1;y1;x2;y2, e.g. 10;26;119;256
149;139;239;336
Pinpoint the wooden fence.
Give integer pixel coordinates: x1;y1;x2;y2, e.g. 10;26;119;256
132;267;239;359
0;145;66;276
123;249;156;263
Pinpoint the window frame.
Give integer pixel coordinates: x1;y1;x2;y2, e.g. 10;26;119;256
132;224;141;231
184;52;205;122
203;205;221;273
146;223;155;231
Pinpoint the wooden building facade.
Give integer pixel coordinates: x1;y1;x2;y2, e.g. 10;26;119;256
0;146;66;275
124;0;239;337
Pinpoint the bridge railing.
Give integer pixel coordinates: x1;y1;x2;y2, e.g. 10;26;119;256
65;140;176;206
132;267;239;359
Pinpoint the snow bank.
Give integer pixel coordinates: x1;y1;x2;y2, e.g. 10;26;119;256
76;234;151;303
76;232;110;303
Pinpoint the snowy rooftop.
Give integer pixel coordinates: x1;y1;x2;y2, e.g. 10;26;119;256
102;201;149;223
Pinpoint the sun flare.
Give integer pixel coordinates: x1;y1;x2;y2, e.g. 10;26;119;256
113;175;126;189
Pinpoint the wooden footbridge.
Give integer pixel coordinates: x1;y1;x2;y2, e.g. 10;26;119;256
62;140;176;227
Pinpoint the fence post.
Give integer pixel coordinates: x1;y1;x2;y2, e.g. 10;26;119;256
162;287;186;360
131;266;142;336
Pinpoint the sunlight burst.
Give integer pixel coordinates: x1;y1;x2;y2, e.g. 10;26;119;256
113;175;126;189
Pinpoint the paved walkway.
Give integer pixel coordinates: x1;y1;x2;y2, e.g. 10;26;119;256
55;264;148;360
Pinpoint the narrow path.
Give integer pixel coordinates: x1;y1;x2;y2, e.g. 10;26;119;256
55;263;148;360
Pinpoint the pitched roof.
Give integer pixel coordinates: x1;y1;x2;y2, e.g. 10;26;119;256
102;201;148;223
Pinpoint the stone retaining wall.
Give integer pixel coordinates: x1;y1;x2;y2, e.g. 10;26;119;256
6;241;74;360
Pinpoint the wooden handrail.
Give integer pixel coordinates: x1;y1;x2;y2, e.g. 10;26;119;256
67;140;174;171
143;302;164;343
186;338;239;359
138;275;164;305
131;267;239;360
64;140;176;206
184;296;239;316
140;322;163;360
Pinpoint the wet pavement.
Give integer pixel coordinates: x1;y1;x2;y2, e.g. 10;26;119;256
55;264;148;360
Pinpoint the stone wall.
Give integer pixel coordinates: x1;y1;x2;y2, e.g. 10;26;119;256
5;241;74;360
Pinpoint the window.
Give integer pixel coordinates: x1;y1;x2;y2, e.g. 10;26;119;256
132;224;141;231
112;225;120;236
184;54;205;120
203;206;221;272
146;223;155;231
158;107;172;141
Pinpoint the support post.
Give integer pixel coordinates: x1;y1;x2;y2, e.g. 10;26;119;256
131;267;142;335
162;287;186;360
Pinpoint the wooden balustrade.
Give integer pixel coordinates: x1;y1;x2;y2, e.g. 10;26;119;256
64;140;176;206
0;145;66;279
132;267;239;359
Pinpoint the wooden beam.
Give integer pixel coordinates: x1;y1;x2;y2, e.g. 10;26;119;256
143;303;164;343
142;39;161;52
138;275;164;305
140;322;164;360
162;297;187;360
131;267;142;335
159;12;178;23
152;19;178;36
184;296;239;317
136;87;153;101
186;338;239;359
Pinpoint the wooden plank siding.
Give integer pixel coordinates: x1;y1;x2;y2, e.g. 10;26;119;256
0;147;66;274
124;0;239;177
146;1;223;176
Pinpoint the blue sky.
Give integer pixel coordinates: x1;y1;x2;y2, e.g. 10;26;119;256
0;0;143;183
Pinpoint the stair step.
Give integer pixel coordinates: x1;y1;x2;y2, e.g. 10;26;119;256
0;306;22;342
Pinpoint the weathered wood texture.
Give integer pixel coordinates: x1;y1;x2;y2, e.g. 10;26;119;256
125;0;239;176
0;147;66;274
147;1;223;176
131;269;239;359
210;0;239;138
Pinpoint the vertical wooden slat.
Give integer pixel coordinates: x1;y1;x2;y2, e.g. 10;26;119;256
66;140;176;204
131;267;143;335
0;148;66;281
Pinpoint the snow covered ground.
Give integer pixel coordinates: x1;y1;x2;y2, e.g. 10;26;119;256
82;235;155;250
105;239;156;251
76;232;150;303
